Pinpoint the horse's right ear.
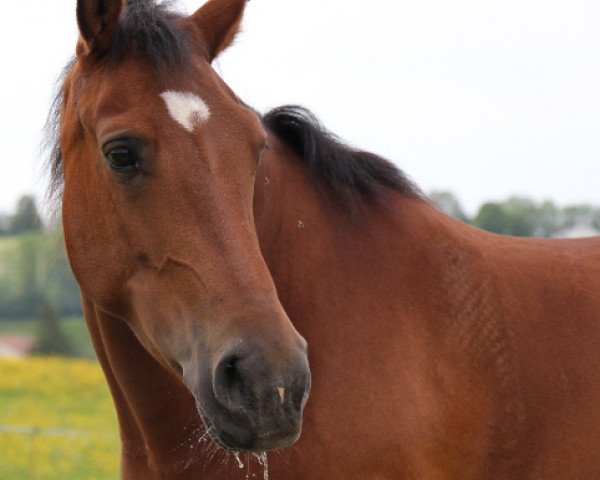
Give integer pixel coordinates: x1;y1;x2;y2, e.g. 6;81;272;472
76;0;123;57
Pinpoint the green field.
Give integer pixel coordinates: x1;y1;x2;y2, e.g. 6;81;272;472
0;357;119;479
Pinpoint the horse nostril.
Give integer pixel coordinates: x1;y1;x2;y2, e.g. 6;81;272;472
224;359;236;378
223;358;243;392
291;369;311;412
213;354;247;410
212;345;311;422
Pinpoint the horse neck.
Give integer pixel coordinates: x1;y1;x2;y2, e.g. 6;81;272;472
253;134;491;354
81;296;205;477
252;137;528;468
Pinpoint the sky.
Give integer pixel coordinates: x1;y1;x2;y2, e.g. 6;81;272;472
1;0;599;216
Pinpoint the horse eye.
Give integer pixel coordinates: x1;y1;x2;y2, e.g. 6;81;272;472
105;147;138;173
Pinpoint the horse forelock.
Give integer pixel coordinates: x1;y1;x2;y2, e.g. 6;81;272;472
110;0;190;73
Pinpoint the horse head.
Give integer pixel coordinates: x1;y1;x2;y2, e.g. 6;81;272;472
59;0;310;452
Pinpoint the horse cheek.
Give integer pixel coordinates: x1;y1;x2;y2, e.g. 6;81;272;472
62;172;133;317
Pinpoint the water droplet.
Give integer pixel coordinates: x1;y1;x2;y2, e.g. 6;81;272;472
233;451;244;469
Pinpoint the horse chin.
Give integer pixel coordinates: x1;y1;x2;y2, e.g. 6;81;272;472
209;424;302;453
196;402;303;452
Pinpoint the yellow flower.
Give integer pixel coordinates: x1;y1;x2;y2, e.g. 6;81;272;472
0;357;119;479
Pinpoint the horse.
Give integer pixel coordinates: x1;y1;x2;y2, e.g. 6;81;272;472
47;0;600;478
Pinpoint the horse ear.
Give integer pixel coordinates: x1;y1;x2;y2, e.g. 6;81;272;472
76;0;123;57
191;0;248;61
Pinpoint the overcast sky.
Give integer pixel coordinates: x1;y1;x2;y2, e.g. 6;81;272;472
1;0;599;215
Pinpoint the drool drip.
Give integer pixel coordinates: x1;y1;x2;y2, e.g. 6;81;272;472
253;452;269;480
233;451;244;469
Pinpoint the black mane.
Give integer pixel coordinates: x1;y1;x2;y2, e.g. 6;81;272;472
262;106;422;203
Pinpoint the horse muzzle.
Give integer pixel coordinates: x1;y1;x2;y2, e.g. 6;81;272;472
185;337;311;452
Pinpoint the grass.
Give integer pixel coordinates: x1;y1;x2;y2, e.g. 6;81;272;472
0;357;119;479
0;235;20;254
0;316;95;359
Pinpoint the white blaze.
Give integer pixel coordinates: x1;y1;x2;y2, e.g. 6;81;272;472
160;90;210;132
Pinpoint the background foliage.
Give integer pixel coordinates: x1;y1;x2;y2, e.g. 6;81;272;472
0;232;81;319
430;191;600;237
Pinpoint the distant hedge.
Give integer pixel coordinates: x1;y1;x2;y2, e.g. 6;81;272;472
0;232;81;319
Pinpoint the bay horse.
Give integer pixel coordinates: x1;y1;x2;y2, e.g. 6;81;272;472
48;0;600;478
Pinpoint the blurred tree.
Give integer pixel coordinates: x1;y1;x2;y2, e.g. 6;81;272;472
32;300;76;357
44;231;82;316
0;231;82;319
534;201;562;237
1;235;44;318
473;202;511;234
10;195;42;234
562;205;595;229
501;197;537;237
593;209;600;231
0;213;8;235
430;191;470;222
473;198;600;238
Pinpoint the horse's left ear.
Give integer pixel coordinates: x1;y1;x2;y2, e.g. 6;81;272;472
191;0;248;61
76;0;123;57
